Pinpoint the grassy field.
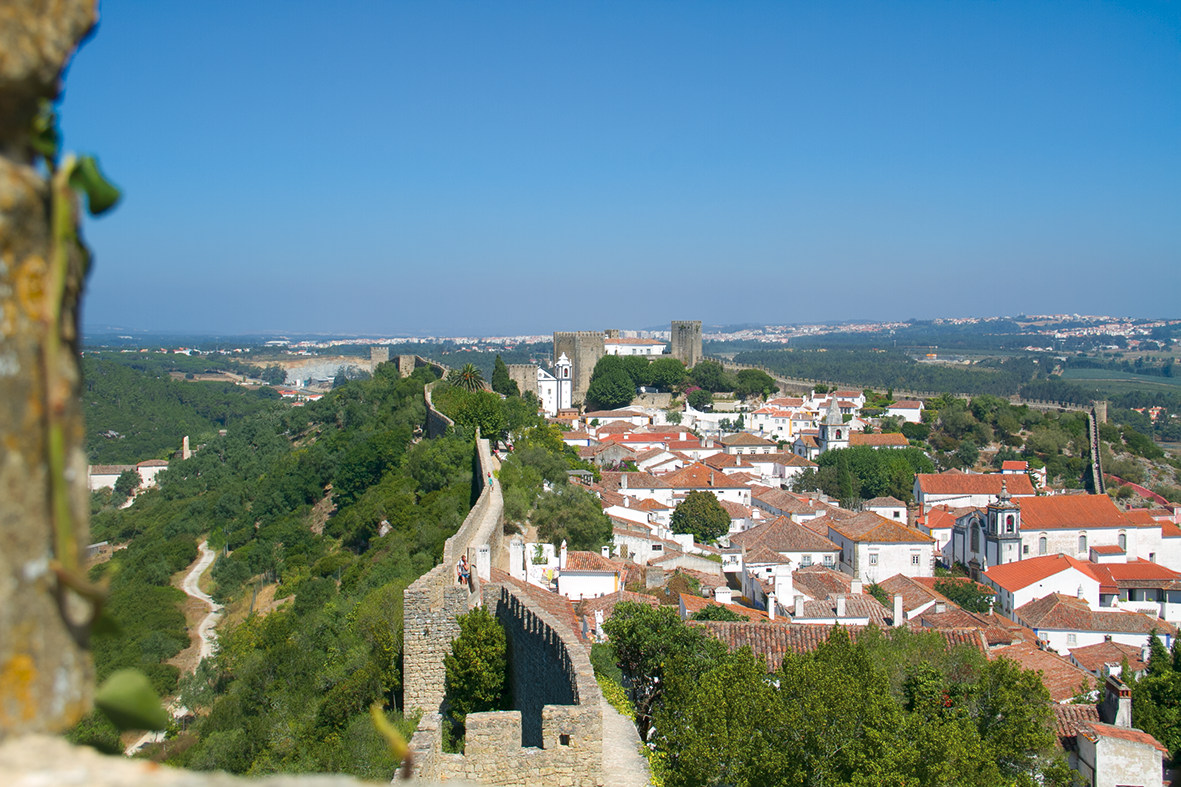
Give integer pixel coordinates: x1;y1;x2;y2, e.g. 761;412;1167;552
1059;367;1181;395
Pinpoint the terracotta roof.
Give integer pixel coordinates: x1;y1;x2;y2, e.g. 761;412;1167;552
1018;494;1139;530
136;459;169;467
89;464;134;475
877;574;947;612
793;595;891;626
989;641;1094;702
915;608;1027;646
752;488;825;515
576;590;660;621
911;576;996;598
1121;508;1158;527
744;545;792;565
662;462;752;490
1096;559;1181;591
600;471;667;492
584;408;648;418
563;551;622;573
1089;545;1125;555
680;593;769;622
695;622;986;669
916;505;959;531
634;498;671;511
1162;522;1181;539
1001;460;1029;471
864;496;906;508
1017;594;1178;636
1054;703;1100;749
1079;722;1169;754
916;472;1036;497
984;554;1104;593
828;512;933;544
717;432;777;447
889;400;923;409
717;500;753;519
850;433;910;448
747;452;818;468
793;566;853;600
1069;640;1147;675
701;453;753;470
731;516;839;553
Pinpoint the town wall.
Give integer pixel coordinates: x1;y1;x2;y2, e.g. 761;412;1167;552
409;582;603;787
423;381;455;439
369;346;390;365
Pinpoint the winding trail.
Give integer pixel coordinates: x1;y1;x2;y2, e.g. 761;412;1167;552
124;540;222;755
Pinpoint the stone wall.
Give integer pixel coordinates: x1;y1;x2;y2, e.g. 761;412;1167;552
670;320;703;368
553;331;605;405
423;381;455;439
409;582;603;787
506;364;538;398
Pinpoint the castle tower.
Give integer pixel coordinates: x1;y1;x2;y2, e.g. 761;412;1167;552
819;398;849;453
670;320;703;368
555;352;573;411
553;331;605;405
370;346;390;365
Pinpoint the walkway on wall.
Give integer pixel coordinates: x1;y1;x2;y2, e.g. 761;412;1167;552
1088;407;1106;494
599;694;652;787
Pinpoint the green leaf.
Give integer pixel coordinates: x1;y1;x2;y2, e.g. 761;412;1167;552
69;155;122;216
94;668;170;731
31;100;59;161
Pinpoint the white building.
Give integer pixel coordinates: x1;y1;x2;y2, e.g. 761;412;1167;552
603;337;666;357
536;353;573;417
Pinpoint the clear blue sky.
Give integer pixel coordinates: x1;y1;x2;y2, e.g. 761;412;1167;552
61;1;1180;336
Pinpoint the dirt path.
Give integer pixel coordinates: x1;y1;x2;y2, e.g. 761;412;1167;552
125;540;222;755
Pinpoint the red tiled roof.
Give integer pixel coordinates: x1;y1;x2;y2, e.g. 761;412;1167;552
850;433;909;448
563;551;622;573
662;462;752;490
1089;545;1125;555
1001;460;1029;471
1162;522;1181;539
890;400;923;409
1079;722;1169;753
1069;640;1147;675
1018;494;1139;530
877;574;948;611
695;622;986;670
864;496;906;508
718;432;777;447
136;459;169;467
1054;703;1100;749
793;595;891;626
828;511;933;544
1017;593;1178;636
680;593;769;622
744;545;793;565
916;472;1036;497
733;516;839;554
984;554;1104;593
792;566;853;600
989;641;1094;702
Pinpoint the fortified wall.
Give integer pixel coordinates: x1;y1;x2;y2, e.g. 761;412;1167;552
507;363;539;398
552;331;605;404
423;381;456;439
403;434;603;785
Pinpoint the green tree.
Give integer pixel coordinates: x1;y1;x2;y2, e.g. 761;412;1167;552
585;369;634;411
689;603;744;622
689;360;732;393
113;468;140;501
490;354;519;397
686;388;713;411
934;578;994;614
533;484;612;550
733;368;778;400
444;606;507;722
260;365;286;385
670;490;731;544
447;363;486;392
648;357;687;390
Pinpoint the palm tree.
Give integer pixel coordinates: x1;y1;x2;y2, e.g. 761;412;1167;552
448;363;486;392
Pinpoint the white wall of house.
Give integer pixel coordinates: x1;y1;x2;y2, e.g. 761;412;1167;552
829;531;934;583
1034;626;1171;657
1021;527;1163;565
987;567;1102;617
557;571;619;601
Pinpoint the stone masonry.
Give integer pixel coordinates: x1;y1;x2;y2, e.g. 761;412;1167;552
553;331;605;405
670;320;703;368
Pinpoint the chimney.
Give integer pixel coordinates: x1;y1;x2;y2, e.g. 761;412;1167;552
794;595;805;618
509;539;526;581
1101;675;1133;728
621;474;628;490
715;586;733;605
767;592;776;620
850;579;863;595
560;540;568;570
836;595;846;618
601;545;611;559
893;594;904;626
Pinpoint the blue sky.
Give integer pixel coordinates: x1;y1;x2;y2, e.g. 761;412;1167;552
62;1;1180;336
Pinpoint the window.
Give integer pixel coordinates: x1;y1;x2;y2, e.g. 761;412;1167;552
1039;536;1047;555
869;553;879;566
971;526;980;551
1023;544;1029;554
1066;634;1077;646
911;553;920;565
823;554;834;567
1118;532;1127;551
1005;514;1015;533
801;554;812;567
651;543;662;552
1079;535;1087;553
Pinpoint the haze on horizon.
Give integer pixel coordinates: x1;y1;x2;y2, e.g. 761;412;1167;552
62;2;1180;337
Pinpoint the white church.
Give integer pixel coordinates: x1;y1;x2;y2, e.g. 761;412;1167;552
536;353;573;417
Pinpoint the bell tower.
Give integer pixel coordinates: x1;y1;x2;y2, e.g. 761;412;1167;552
819;398;849;453
986;480;1022;566
555;353;572;411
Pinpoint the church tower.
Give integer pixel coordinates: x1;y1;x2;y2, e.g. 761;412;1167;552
985;480;1022;566
555;353;573;411
819;398;849;453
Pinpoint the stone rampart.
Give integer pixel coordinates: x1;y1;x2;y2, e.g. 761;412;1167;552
409;582;603;786
506;364;539;398
424;381;456;439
